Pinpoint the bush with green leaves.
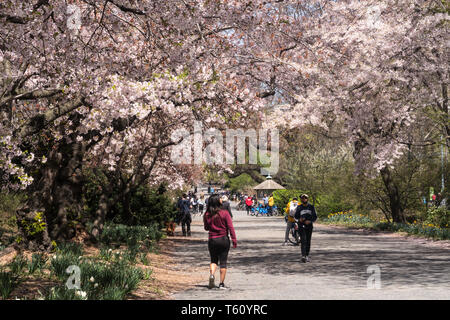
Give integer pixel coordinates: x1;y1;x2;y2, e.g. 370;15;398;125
83;169;176;228
0;192;26;216
55;241;84;257
50;252;82;280
272;189;304;214
9;254;28;275
27;253;47;274
424;206;449;228
0;270;20;300
46;259;144;300
373;222;450;240
99;223;162;247
315;194;353;218
226;173;257;193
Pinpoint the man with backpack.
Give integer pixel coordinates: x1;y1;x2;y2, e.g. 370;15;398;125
284;197;299;246
295;194;317;262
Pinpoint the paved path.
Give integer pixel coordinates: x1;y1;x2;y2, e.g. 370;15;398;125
172;205;450;300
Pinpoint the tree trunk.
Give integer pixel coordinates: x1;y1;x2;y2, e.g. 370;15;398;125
16;138;85;250
89;193;109;241
379;166;405;223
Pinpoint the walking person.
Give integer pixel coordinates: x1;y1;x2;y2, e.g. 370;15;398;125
220;195;233;219
268;194;274;215
245;195;253;215
180;194;192;236
263;194;269;208
295;194;317;262
203;194;237;289
198;195;205;215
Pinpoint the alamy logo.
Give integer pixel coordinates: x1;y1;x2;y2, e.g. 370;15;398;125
171;121;279;175
65;265;81;290
366;265;381;289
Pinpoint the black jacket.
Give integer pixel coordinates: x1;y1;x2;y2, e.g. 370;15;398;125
221;201;233;218
294;203;317;223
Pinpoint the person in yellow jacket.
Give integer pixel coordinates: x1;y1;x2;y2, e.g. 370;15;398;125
268;194;274;215
284;197;299;246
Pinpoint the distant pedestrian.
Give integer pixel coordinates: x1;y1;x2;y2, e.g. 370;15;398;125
268;194;274;215
220;195;233;219
203;194;237;290
245;195;253;215
198;195;205;214
180;194;192;236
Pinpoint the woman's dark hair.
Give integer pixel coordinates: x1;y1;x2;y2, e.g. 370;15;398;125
206;194;222;217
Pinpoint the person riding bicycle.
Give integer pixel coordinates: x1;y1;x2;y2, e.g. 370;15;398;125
284;197;299;246
294;194;317;262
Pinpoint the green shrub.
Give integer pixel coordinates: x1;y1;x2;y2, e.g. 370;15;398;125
55;241;84;257
0;271;20;299
50;252;81;280
99;223;162;247
128;184;177;227
45;286;86;300
9;254;28;275
326;211;372;224
83;169;176;228
425;206;449;228
226;173;257;193
0;192;26;216
272;189;304;213
46;259;144;300
315;194;353;218
28;253;47;274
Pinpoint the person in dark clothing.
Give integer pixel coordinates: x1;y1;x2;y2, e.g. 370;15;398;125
179;194;192;236
294;194;317;262
220;195;233;219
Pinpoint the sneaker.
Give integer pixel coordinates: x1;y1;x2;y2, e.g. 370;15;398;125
301;256;307;263
283;241;289;246
306;256;311;262
219;283;229;290
208;275;215;289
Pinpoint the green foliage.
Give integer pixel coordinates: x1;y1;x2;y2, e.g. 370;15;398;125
45;286;86;300
272;189;304;213
0;192;25;216
127;184;177;227
50;252;81;280
323;211;450;240
55;241;84;256
21;211;46;236
28;253;47;274
373;222;450;240
0;271;20;300
9;254;28;275
46;259;144;300
226;173;257;193
83;169;176;227
425;206;449;228
99;223;162;247
315;194;353;218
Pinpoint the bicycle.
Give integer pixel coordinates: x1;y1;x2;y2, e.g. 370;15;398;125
287;219;300;245
237;200;246;211
255;204;269;216
271;205;280;216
